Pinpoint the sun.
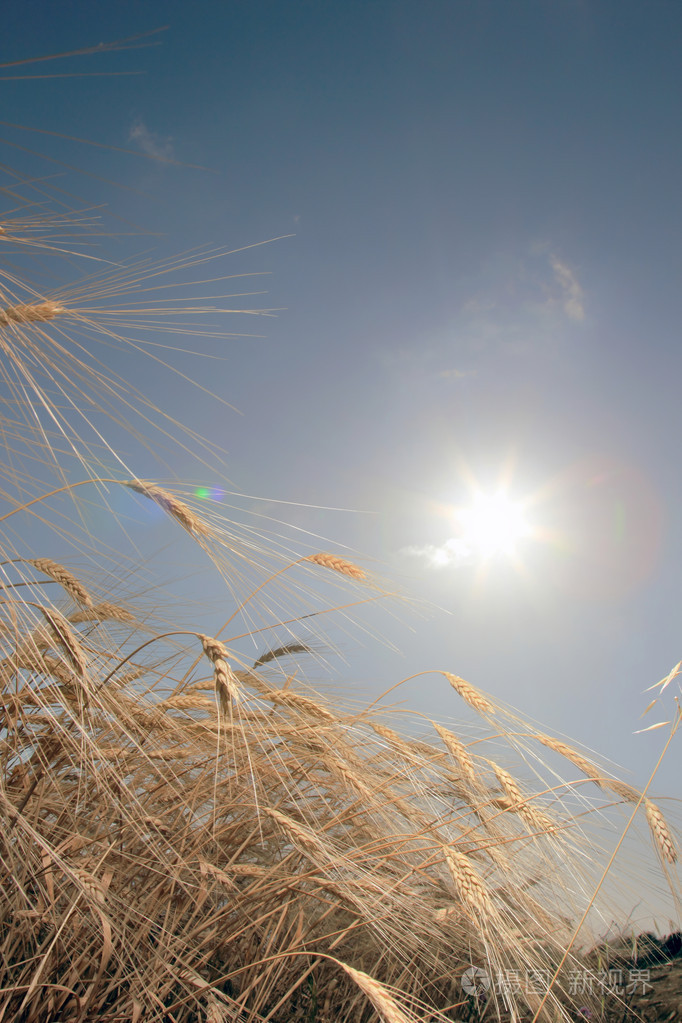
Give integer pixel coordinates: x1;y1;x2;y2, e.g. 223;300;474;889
454;490;531;558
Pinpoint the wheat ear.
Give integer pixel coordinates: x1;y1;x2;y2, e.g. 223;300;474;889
338;965;412;1023
126;480;209;536
0;301;64;324
644;798;678;864
443;846;495;921
252;642;311;667
39;606;87;676
26;558;93;608
606;779;642;802
265;807;328;859
69;601;135;625
304;552;366;580
489;761;555;833
536;734;603;783
434;723;477;786
266;687;335;722
160;693;215;712
198;633;242;710
443;672;495;716
71;868;107;906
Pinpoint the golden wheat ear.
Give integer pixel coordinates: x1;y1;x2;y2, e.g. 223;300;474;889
337;965;413;1023
125;480;210;536
0;300;64;324
304;551;366;579
644;797;678;864
198;633;243;710
24;558;93;607
443;671;495;715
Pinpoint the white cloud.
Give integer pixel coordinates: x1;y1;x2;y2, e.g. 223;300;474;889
376;246;585;380
400;537;473;568
451;249;586;358
437;367;476;380
549;254;585;321
129;118;174;162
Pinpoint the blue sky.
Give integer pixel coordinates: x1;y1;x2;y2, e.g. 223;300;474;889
4;1;681;821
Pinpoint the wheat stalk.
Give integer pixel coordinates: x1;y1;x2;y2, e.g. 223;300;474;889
13;650;74;687
325;753;375;801
204;995;231;1023
197;859;238;889
198;634;230;663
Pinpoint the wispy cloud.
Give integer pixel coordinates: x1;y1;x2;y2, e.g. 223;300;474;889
129;118;174;162
400;538;473;568
437;367;476;380
549;254;584;321
375;246;586;383
450;248;586;358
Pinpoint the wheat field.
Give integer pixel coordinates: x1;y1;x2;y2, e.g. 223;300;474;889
0;31;680;1023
